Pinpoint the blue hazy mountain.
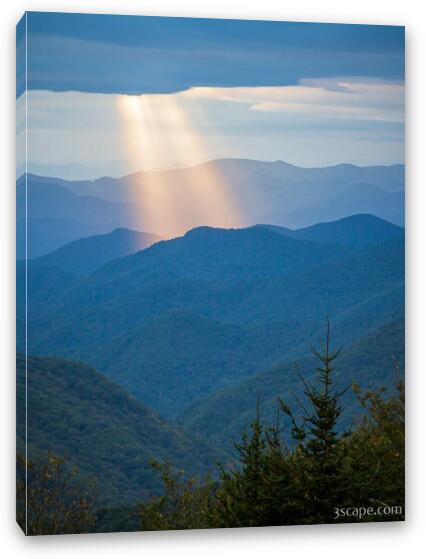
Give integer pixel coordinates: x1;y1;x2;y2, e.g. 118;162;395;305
87;159;404;229
290;213;404;245
260;214;404;247
27;161;132;182
32;228;162;276
16;174;142;258
16;173;136;226
18;160;405;244
21;215;404;419
83;224;350;283
264;185;404;229
63;159;405;202
16;217;126;259
17;354;220;504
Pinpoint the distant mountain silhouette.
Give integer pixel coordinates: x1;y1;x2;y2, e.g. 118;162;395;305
291;213;404;245
32;228;162;276
260;214;404;247
16;217;123;259
62;159;405;202
16;174;143;258
18;160;405;241
263;185;404;229
16;174;136;226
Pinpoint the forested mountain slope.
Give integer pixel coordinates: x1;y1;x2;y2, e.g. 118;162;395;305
17;354;221;505
178;319;405;451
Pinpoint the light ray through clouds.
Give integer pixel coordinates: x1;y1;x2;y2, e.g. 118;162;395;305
117;93;242;238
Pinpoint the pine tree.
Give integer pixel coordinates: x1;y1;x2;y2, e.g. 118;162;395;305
216;400;298;527
280;321;350;523
216;402;269;527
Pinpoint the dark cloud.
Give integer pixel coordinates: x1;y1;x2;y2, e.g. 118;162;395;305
18;12;405;97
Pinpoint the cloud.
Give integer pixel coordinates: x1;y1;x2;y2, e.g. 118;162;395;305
22;13;404;96
178;78;404;123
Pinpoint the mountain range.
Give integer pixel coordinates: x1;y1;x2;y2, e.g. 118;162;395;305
16;159;405;257
16;174;137;258
16;158;405;508
18;214;404;421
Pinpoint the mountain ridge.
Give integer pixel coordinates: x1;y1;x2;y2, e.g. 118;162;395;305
257;214;404;247
31;227;162;276
17;159;405;249
22;158;405;185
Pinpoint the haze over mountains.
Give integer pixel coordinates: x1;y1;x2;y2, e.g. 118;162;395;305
17;158;405;503
16;174;136;258
17;159;404;257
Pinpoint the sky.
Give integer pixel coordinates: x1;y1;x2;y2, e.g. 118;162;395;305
17;12;405;179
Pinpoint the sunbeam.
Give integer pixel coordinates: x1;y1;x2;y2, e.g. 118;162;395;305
117;93;241;238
